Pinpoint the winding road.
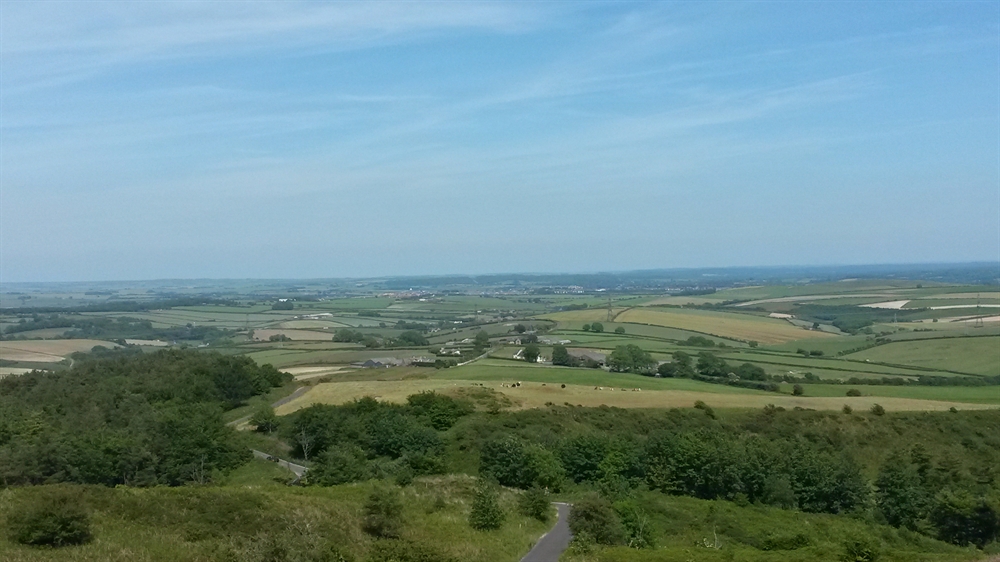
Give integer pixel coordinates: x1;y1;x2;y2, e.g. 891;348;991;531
521;502;573;562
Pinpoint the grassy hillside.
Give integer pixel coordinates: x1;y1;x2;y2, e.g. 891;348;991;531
0;472;549;562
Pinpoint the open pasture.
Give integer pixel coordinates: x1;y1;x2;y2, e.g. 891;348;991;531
714;350;950;378
781;383;1000;405
252;329;336;341
846;336;1000;376
615;307;830;344
276;376;994;415
0;339;117;362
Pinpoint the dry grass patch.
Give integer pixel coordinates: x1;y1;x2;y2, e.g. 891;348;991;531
0;339;117;363
615;308;830;344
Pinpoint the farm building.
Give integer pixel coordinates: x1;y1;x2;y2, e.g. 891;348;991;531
569;350;607;366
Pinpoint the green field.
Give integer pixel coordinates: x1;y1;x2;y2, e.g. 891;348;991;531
779;383;1000;405
846;336;1000;376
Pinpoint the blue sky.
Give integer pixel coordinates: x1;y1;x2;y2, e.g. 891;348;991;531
1;1;997;282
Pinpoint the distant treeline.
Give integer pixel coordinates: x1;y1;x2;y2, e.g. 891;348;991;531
2;297;237;315
0;349;290;486
2;314;232;342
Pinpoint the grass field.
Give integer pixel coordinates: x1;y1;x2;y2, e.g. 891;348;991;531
0;339;117;362
615;308;831;344
846;336;1000;376
252;329;337;341
541;308;632;323
276;377;993;414
780;383;1000;405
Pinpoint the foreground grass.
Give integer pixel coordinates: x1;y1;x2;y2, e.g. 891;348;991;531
561;492;991;562
0;470;549;562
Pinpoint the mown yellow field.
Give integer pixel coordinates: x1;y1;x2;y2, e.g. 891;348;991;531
615;308;830;344
274;379;991;415
0;339;118;362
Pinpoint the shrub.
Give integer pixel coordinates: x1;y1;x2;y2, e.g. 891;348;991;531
362;487;404;539
792;384;804;396
7;488;92;547
762;533;811;551
841;538;881;561
568;494;625;545
842;404;853;414
930;491;1000;548
693;400;716;419
870;404;886;416
366;539;456;562
518;487;550;522
469;482;505;531
846;389;862;397
615;501;654;549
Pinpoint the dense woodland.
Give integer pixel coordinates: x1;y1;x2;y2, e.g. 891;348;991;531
282;391;1000;551
0;350;289;486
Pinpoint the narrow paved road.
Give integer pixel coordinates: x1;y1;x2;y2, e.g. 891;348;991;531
521;503;572;562
228;386;311;427
251;449;308;479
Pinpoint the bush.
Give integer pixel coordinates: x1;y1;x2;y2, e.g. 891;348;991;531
366;539;456;562
930;491;1000;548
518;487;550;522
792;384;804;396
843;404;853;414
762;533;811;551
841;538;880;561
615;501;654;549
7;488;92;547
362;487;404;539
846;389;862;397
568;494;625;545
870;404;886;416
469;482;505;530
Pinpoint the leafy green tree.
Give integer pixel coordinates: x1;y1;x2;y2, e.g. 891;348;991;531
930;491;1000;548
310;445;369;486
614;327;625;334
875;455;927;529
473;330;490;352
591;322;604;333
250;404;279;434
607;345;656;373
518;487;550;522
551;344;571;366
514;324;527;334
363;486;404;539
469;481;505;531
792;384;805;396
522;344;540;363
581;324;591;332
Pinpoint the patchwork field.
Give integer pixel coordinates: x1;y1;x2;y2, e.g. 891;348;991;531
0;339;118;362
615;307;830;344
